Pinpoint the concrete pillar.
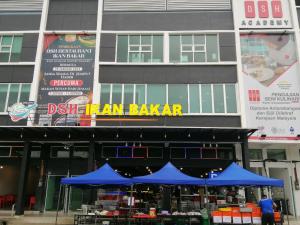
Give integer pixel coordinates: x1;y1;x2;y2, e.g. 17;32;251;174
15;142;31;215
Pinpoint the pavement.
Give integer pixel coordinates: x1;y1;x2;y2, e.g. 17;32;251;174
0;211;298;225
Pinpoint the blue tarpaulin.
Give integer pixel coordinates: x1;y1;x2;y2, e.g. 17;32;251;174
132;162;205;185
206;162;284;187
61;163;132;185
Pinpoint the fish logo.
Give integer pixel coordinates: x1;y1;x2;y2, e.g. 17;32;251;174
8;102;37;122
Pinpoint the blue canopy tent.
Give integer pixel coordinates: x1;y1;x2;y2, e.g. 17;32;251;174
206;162;284;187
132;162;205;185
56;163;132;225
61;163;132;186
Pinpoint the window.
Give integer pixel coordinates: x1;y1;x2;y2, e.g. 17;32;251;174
99;83;238;114
267;149;287;160
169;34;219;63
147;84;166;108
249;149;263;160
0;35;23;62
168;84;188;113
0;83;31;113
117;35;163;63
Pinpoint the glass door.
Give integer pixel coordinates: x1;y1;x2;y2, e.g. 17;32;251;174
44;175;65;211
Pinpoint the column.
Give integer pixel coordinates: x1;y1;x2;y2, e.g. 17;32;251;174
15;142;31;215
88;140;96;204
88;140;96;172
36;144;50;212
241;133;251;201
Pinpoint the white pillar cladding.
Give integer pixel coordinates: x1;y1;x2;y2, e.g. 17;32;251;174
27;0;49;126
90;0;104;127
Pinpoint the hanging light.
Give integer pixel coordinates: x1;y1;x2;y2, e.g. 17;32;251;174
116;133;119;139
187;133;191;138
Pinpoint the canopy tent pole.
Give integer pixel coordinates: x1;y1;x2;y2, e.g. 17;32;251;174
205;185;211;225
128;185;134;225
283;187;289;225
55;184;63;225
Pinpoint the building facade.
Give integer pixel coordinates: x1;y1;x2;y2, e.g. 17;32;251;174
0;0;299;217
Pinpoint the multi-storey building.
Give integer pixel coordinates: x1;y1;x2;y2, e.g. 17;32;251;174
0;0;299;218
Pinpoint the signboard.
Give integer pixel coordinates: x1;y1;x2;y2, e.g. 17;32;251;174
35;34;96;126
236;0;292;29
241;34;300;140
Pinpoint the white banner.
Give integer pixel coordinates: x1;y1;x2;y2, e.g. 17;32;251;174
236;0;292;29
241;34;300;140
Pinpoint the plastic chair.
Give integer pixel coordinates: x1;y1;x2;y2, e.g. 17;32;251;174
4;195;15;207
0;196;4;208
29;196;36;210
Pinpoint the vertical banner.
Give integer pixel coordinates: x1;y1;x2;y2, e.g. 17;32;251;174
35;34;96;126
241;34;300;140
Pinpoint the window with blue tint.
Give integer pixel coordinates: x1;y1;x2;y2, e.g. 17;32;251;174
168;84;188;113
169;34;219;63
189;84;200;113
0;83;30;112
201;84;212;113
117;35;163;63
112;84;122;104
100;84;111;105
225;84;237;113
135;84;145;104
213;84;225;113
147;84;166;107
124;84;134;111
0;35;23;62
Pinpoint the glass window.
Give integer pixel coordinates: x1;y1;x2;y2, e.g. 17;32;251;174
19;84;31;103
147;84;166;107
213;84;225;113
225;84;237;113
124;84;134;111
189;84;200;113
169;34;219;63
117;35;163;63
206;34;219;62
169;35;181;62
112;84;122;104
100;84;111;105
117;35;128;62
0;83;30;113
0;84;8;112
267;149;287;160
0;35;23;62
249;149;263;160
201;84;212;113
135;84;145;104
168;84;188;113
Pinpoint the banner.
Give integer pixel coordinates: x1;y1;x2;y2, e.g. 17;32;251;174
236;0;292;29
35;34;96;126
241;34;300;140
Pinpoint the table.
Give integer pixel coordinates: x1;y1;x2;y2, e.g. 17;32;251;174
74;214;203;225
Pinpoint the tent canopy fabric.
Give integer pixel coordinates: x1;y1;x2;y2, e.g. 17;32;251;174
132;162;205;185
61;163;132;186
206;162;284;187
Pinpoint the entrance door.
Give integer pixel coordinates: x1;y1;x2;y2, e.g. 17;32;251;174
44;175;65;211
269;168;295;216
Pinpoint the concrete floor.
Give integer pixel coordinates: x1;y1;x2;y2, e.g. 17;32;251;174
0;212;298;225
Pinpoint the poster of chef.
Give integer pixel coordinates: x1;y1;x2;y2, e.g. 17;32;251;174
241;34;300;140
35;34;96;126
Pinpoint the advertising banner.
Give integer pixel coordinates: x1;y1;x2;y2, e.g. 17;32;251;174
35;34;96;126
236;0;292;29
241;34;300;140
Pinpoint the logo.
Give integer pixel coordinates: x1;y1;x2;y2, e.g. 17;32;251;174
245;0;283;19
8;102;37;122
248;90;260;102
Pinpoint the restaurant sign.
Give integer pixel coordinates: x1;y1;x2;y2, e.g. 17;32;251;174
236;0;292;29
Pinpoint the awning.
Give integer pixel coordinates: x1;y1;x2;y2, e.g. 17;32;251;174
61;163;132;186
206;162;284;187
132;162;205;185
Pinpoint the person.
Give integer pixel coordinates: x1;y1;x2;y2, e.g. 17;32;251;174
259;194;277;225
